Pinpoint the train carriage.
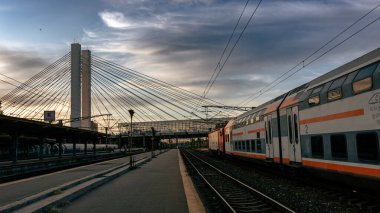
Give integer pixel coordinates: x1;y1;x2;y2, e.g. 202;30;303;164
208;129;219;152
209;47;380;189
224;120;234;154
297;50;380;181
278;84;309;166
262;94;287;163
230;106;266;160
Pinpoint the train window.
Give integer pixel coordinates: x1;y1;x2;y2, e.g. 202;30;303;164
356;133;379;162
294;114;299;144
331;134;347;159
257;132;260;139
352;77;372;94
249;113;256;124
327;76;346;101
308;86;323;106
355;62;378;80
250;140;255;152
255;116;260;122
330;76;346;89
257;140;262;153
288;115;293;144
328;88;342;101
352;63;378;94
308;95;320;105
256;110;264;122
311;136;324;158
242;141;246;151
311;86;323;94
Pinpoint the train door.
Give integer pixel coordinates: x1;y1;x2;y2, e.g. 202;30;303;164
265;115;274;159
287;106;302;163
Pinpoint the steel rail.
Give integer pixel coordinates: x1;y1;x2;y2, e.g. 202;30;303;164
181;149;295;213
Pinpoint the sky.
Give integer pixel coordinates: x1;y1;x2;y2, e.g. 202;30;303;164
1;0;380;108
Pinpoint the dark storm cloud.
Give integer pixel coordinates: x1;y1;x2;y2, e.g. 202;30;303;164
0;46;48;76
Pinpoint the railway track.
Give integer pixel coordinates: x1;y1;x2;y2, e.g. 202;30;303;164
192;150;380;212
180;149;294;213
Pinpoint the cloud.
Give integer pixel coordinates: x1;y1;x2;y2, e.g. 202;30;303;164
83;29;98;38
0;46;48;78
0;42;63;97
85;0;380;106
99;11;139;29
99;11;132;29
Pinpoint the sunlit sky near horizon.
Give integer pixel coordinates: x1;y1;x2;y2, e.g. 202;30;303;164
1;0;380;108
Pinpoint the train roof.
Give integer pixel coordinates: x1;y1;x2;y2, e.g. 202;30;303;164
234;48;380;120
225;119;234;127
307;47;380;90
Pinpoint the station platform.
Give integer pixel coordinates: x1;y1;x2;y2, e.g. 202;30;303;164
0;152;151;208
63;149;204;213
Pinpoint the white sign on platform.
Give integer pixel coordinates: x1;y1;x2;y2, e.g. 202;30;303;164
44;111;55;122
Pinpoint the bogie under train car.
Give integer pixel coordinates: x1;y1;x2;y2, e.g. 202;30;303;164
209;48;380;190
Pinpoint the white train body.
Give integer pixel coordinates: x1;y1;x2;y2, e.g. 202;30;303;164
211;48;380;185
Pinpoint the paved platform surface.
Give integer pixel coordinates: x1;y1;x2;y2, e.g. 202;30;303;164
0;153;149;207
63;150;189;213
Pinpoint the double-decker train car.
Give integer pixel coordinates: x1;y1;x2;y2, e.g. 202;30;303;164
209;47;380;189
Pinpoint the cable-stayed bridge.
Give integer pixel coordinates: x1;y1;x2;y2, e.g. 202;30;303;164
0;43;245;162
1;43;240;133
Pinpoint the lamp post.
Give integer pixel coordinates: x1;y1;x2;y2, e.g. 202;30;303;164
151;127;155;158
128;109;134;167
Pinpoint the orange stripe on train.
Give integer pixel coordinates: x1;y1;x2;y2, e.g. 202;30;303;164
248;128;264;133
300;108;364;125
303;159;380;178
233;132;244;136
232;152;266;159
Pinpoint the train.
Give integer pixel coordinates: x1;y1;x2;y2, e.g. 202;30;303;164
37;143;118;156
209;47;380;190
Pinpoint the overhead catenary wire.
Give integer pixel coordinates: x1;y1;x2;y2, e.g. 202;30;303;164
203;0;262;98
238;2;380;106
201;0;250;100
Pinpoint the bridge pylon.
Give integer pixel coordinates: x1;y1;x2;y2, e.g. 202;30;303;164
70;43;91;130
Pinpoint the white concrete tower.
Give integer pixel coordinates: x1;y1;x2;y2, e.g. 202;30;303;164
81;50;91;130
70;43;81;128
